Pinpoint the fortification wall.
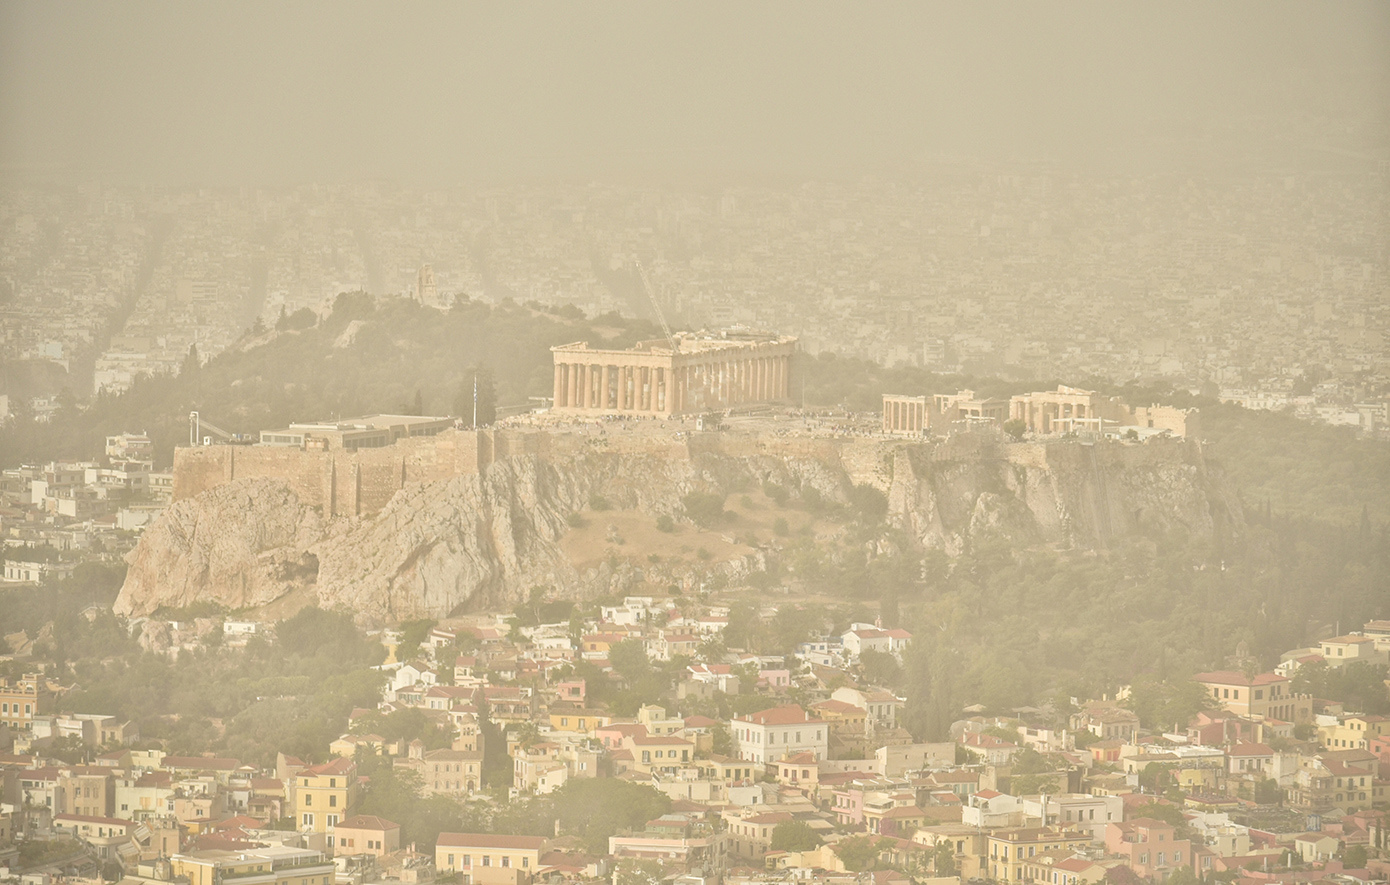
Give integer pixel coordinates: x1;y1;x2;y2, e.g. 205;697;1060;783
174;425;1203;521
172;429;494;517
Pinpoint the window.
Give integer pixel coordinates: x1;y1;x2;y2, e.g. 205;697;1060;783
522;858;529;868
304;794;313;806
329;795;337;807
502;857;510;868
482;856;491;867
303;813;314;827
462;855;471;866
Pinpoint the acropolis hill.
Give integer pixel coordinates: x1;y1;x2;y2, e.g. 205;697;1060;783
116;418;1241;624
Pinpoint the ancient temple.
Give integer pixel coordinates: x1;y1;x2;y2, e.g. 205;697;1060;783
551;331;797;416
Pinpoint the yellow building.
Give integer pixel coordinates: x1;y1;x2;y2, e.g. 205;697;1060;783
436;833;549;885
1320;715;1390;750
172;846;335;885
293;758;359;837
0;673;51;730
333;815;400;857
987;827;1094;883
1192;671;1309;722
696;755;759;785
547;708;611;736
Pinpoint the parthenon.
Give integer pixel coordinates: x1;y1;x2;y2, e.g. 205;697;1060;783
551;331;797;416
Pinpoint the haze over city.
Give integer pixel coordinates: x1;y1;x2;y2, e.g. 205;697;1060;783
3;2;1387;182
0;6;1388;885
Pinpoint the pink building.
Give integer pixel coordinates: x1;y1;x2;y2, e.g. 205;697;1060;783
555;680;586;705
759;669;791;690
1105;818;1192;881
831;788;866;827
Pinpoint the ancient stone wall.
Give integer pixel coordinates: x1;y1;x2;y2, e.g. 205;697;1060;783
172;429;491;517
173;425;1205;522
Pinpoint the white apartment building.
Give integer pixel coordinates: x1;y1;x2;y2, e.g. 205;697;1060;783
730;705;828;768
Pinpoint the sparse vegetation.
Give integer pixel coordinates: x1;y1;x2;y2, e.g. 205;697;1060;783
682;491;731;528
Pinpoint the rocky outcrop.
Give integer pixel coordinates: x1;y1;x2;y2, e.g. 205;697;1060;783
115;478;324;617
116;432;1242;624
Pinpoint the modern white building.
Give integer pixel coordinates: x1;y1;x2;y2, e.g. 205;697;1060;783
730;705;828;768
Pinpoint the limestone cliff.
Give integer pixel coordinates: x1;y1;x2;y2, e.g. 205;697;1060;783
116;478;325;616
115;432;1241;623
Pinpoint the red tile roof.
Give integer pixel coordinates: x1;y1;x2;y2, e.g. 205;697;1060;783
301;757;356;776
437;833;548;850
739;705;821;726
1192;671;1288;686
336;815;400;831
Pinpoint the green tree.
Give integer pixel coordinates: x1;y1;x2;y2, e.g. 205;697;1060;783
1131;802;1185;827
847;484;888;523
1166;867;1199;885
1124;677;1215;731
710;723;733;756
1004;418;1026;440
278;307;317;332
933;841;958;876
395;618;437;662
180;343;200;378
358;764;464;849
835;835;887;872
552;778;671;854
859;649;902;688
613;858;671;885
1343;845;1367;868
771;820;822;852
682;491;730;528
1253;779;1281;805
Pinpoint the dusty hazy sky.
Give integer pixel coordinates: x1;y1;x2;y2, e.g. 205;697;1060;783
1;1;1386;183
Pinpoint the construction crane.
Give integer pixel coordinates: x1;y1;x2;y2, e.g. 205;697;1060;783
189;411;238;446
635;260;678;353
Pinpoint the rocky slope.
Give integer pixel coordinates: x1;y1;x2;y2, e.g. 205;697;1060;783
115;433;1241;623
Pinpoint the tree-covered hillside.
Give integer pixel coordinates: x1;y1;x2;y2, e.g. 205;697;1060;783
0;294;663;467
